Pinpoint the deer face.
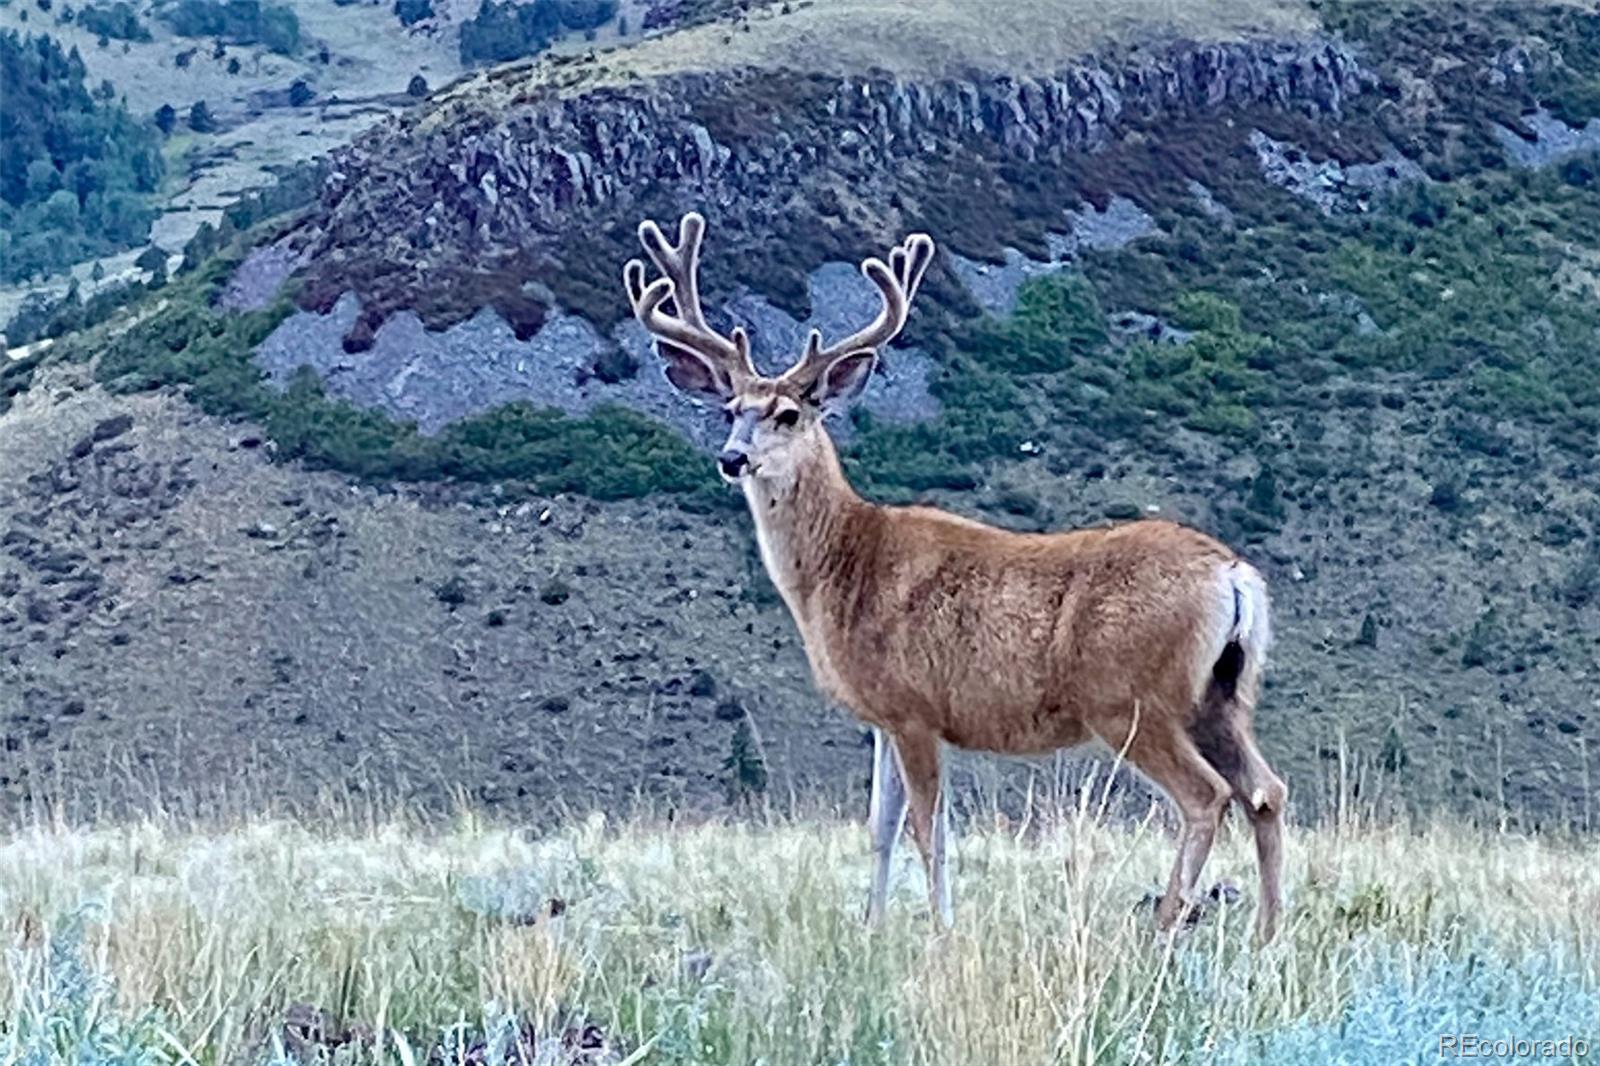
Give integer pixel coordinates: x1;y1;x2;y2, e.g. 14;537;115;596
717;388;807;482
624;212;933;486
712;351;876;482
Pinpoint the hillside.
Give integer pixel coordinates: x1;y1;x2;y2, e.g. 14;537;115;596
1;0;1598;827
0;0;691;328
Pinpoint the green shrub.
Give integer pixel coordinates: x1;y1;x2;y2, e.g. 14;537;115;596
967;273;1106;374
160;0;300;54
1429;478;1462;513
394;0;432;26
78;2;150;41
0;355;38;417
458;0;617;65
1461;608;1500;669
1563;534;1600;610
1246;465;1286;524
846;357;1026;495
1123;296;1271;440
723;718;768;803
994;487;1043;519
5;910;177;1064
187;100;216;132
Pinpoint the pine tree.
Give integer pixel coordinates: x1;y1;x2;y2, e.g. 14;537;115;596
722;719;768;803
187;100;216;133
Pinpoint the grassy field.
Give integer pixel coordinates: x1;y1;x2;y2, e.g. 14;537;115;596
3;785;1597;1065
438;0;1319;108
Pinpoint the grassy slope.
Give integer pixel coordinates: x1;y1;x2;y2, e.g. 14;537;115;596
439;0;1318;108
2;800;1597;1064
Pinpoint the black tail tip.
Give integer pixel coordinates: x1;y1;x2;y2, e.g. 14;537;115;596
1211;640;1245;698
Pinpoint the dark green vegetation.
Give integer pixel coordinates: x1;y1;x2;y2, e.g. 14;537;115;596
159;0;300;55
2;163;328;354
187;99;216;133
458;0;618;65
393;0;433;27
723;717;769;804
844;156;1600;521
67;245;716;502
0;31;163;282
78;2;151;41
1322;0;1600;140
0;349;37;415
640;0;748;33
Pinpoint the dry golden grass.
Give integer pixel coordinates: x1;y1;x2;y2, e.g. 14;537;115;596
592;0;1319;81
3;787;1597;1064
433;0;1321;113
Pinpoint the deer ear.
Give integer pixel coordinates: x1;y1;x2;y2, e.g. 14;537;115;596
811;349;877;414
657;340;731;401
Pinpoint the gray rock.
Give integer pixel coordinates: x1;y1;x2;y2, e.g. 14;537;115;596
256;260;940;446
1495;109;1600;169
219;241;306;312
1249;129;1426;214
949;198;1156;315
290;36;1365;300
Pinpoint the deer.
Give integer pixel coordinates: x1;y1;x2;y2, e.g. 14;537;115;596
622;212;1290;942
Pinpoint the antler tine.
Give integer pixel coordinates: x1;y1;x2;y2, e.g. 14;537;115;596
623;258;650;315
899;232;935;301
782;232;935;386
627;212;754;378
827;256;907;360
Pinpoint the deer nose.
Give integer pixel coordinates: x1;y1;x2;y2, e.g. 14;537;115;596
718;449;750;479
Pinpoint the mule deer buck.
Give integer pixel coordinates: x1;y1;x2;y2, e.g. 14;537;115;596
623;213;1289;941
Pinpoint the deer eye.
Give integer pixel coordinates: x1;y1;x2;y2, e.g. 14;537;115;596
773;408;799;428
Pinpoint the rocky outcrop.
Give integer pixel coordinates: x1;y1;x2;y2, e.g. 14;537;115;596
325;38;1362;225
286;36;1370;348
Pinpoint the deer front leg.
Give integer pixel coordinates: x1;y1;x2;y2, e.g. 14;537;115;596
890;727;953;927
866;727;908;926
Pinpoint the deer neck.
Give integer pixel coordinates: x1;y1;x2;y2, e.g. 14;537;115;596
741;427;867;614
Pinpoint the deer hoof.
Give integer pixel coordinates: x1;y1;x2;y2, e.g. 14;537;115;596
1142;881;1242;929
1207;880;1242;907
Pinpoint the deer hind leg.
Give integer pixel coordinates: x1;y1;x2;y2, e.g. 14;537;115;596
866;727;909;926
889;727;953;927
1122;722;1233;933
1191;686;1289;942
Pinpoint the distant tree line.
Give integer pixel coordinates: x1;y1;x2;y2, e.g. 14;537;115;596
159;0;300;55
458;0;617;65
0;31;164;283
3;158;329;348
78;2;151;41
